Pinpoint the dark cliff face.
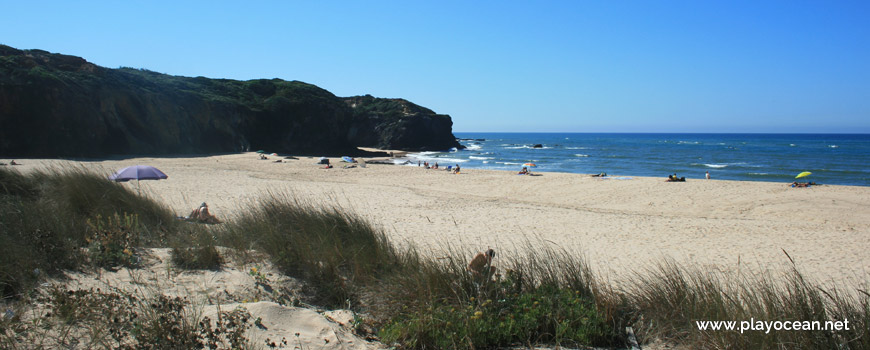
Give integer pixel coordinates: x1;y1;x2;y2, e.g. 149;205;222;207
345;95;463;151
0;45;460;157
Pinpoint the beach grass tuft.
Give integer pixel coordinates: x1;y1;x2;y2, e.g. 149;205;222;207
628;258;869;349
0;166;176;298
217;193;402;307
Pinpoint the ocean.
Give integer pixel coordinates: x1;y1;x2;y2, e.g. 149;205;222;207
403;133;870;187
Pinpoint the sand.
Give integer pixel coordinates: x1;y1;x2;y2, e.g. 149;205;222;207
48;248;380;349
9;153;870;289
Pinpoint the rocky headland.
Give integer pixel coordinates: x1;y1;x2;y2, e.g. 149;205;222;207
0;45;462;158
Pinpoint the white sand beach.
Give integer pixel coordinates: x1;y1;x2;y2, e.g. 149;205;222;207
11;153;870;290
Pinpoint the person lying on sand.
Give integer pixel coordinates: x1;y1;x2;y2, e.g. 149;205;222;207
591;172;607;177
791;181;817;188
666;175;686;182
467;249;496;279
187;202;221;224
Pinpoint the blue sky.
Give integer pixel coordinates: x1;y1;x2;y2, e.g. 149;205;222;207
2;1;868;133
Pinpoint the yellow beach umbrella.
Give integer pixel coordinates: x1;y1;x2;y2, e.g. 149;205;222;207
795;171;812;179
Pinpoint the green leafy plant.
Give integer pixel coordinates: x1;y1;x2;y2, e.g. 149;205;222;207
86;213;140;269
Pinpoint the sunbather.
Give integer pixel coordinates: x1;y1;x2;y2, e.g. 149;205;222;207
188;202;221;224
468;249;496;279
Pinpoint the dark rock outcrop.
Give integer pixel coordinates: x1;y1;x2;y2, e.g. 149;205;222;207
345;95;463;151
0;45;460;157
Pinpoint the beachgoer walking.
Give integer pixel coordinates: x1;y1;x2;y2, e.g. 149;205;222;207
706;171;710;180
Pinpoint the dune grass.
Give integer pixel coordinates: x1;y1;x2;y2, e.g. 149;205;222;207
629;258;869;349
215;194;624;348
0;166;176;298
1;166;867;349
216;193;403;307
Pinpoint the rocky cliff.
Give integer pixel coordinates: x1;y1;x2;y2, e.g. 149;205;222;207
0;45;461;157
344;95;463;151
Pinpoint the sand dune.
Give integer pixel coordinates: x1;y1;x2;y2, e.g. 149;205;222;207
12;153;870;288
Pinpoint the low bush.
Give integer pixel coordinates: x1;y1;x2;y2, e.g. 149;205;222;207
1;287;253;349
171;246;223;271
86;213;140;269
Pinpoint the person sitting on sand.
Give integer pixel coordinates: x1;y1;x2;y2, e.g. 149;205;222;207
453;164;461;174
10;160;18;165
433;162;439;169
467;249;496;279
667;175;686;182
259;154;268;160
188;202;221;224
518;167;529;175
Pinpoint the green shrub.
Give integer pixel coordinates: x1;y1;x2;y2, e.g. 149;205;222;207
2;287;253;349
86;213;140;269
380;285;612;349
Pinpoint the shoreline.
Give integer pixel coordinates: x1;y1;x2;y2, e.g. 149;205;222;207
6;152;870;289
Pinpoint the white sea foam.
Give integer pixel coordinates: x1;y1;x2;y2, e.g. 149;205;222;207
790;144;796;147
829;145;839;148
505;145;552;150
565;147;590;150
465;144;483;151
748;172;769;176
469;156;492;160
406;152;469;163
704;164;728;168
574;154;589;157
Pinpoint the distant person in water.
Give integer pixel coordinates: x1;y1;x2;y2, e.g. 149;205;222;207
188;202;221;224
467;249;496;279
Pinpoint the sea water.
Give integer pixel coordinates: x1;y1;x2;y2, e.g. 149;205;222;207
404;133;870;186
